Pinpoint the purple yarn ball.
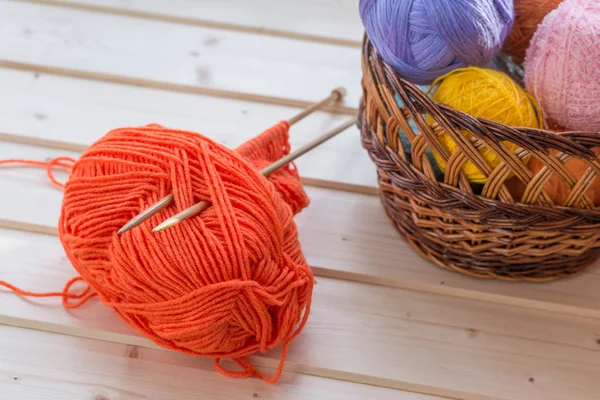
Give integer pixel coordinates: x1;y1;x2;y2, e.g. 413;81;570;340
359;0;515;85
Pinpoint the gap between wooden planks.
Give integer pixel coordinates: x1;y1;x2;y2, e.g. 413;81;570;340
0;60;358;117
0;1;364;107
1;325;440;400
0;131;377;196
0;318;464;400
2;141;600;320
0;66;377;193
15;0;364;48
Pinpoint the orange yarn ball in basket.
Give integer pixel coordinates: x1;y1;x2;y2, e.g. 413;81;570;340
526;123;600;207
528;148;600;207
501;0;563;64
2;122;314;383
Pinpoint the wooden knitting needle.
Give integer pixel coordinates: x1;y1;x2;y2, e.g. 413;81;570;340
117;87;347;234
152;116;357;232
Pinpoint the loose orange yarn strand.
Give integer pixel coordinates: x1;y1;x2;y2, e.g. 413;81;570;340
0;277;95;309
0;121;313;383
0;156;75;188
0;156;96;307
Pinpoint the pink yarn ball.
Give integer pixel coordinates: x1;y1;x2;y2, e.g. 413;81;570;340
524;0;600;132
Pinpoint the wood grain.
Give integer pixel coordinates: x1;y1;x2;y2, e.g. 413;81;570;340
2;3;600;399
0;60;358;116
0;68;374;190
0;1;363;106
1;325;435;400
2;227;600;399
18;0;364;47
2;141;600;319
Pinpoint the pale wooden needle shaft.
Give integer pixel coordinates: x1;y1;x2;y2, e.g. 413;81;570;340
152;117;357;232
117;87;347;235
288;87;346;125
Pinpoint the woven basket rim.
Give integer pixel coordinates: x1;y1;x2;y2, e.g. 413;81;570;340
359;35;600;217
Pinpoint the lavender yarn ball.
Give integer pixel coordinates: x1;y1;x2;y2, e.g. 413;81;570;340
359;0;515;85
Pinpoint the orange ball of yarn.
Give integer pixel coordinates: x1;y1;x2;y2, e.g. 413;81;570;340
519;123;600;207
528;147;600;207
502;0;563;64
57;123;314;382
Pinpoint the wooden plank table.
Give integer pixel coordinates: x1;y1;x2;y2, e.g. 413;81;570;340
1;1;599;399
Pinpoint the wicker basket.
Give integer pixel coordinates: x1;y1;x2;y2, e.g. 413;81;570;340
358;37;600;281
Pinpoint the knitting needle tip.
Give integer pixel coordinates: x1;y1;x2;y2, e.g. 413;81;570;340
152;218;180;232
152;200;212;232
117;193;175;234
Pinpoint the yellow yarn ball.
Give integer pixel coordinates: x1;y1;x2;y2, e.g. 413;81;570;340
428;67;542;184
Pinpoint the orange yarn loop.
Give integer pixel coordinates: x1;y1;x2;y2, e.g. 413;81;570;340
1;121;314;383
0;156;76;188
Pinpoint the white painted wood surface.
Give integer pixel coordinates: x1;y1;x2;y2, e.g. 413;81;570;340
0;1;363;106
2;325;438;400
23;0;364;46
0;68;377;191
2;1;600;399
3;225;600;400
2;143;600;399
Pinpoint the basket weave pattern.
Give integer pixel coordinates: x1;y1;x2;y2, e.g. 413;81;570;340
358;37;600;281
